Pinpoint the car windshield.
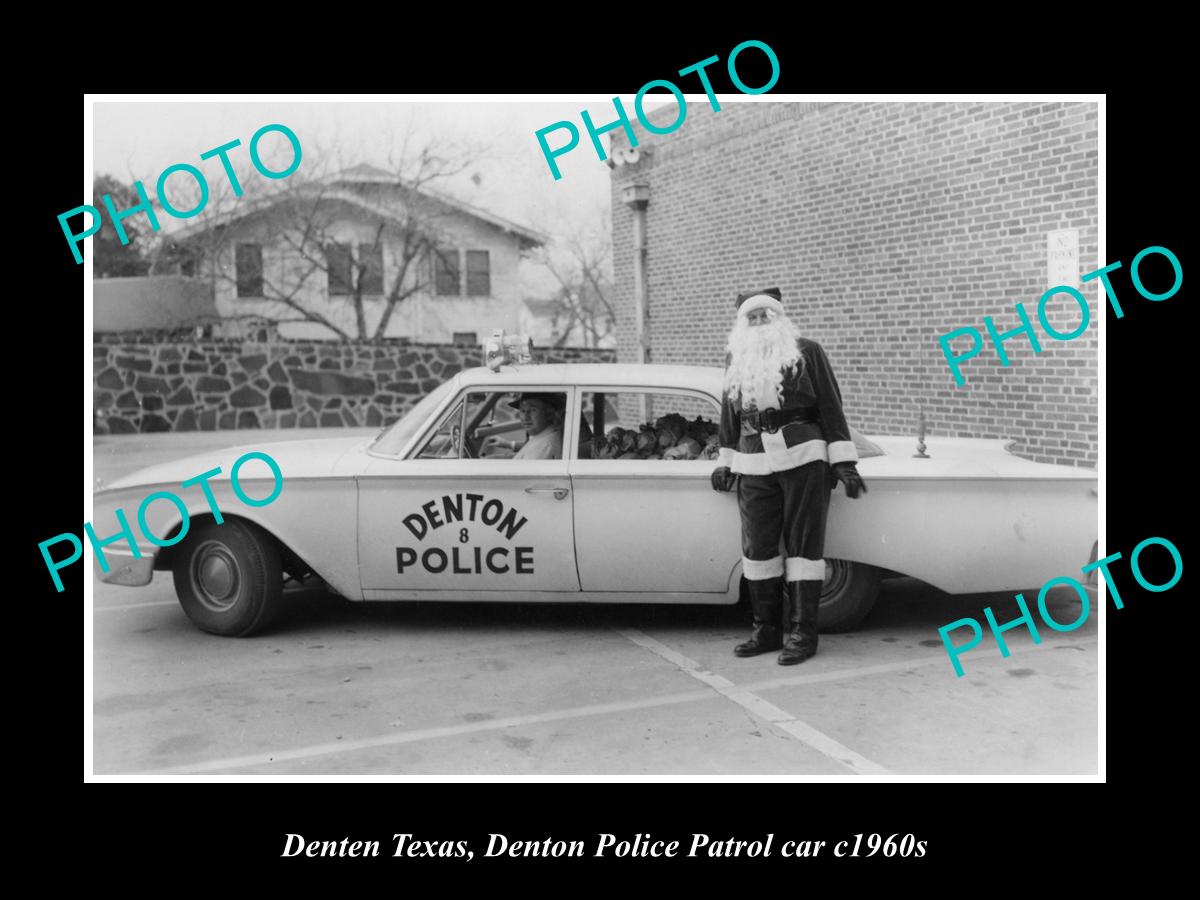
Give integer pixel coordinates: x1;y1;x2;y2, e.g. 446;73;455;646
368;378;459;456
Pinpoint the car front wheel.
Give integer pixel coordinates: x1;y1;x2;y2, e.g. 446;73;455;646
172;519;283;637
818;559;883;633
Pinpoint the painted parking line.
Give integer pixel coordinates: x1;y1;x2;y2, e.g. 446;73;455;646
134;686;716;775
116;631;1096;775
615;628;890;775
740;635;1098;693
93;600;178;613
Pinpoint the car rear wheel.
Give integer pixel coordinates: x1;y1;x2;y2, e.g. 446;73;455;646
819;559;883;633
172;519;283;637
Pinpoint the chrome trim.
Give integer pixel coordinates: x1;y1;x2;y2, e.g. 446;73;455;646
525;487;570;499
570;471;1096;483
356;468;570;481
96;553;156;587
569;470;720;481
95;475;330;498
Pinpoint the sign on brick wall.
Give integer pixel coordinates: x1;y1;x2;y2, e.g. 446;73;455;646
1047;229;1079;288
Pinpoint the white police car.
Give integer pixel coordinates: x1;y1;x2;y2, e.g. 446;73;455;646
92;335;1098;636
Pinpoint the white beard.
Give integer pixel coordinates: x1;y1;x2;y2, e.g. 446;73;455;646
724;315;805;410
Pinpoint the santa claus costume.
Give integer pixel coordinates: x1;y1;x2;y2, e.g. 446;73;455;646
711;288;867;665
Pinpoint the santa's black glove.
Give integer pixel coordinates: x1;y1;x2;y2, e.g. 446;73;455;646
711;466;737;492
832;462;867;499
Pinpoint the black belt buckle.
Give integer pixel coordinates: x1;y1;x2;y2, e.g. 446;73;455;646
760;408;781;434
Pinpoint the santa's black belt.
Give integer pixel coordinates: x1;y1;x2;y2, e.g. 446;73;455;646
743;407;818;434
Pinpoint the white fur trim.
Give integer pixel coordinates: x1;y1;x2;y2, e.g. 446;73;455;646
731;438;829;474
737;294;785;318
717;447;734;468
760;431;829;470
730;450;772;475
786;557;827;582
827;440;859;465
743;555;784;580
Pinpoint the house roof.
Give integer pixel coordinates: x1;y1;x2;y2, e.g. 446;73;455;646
171;164;548;249
337;162;396;181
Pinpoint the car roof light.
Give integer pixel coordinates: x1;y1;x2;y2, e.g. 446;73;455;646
484;329;535;370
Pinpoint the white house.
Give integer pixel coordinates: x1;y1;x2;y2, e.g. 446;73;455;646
166;164;547;343
517;297;617;349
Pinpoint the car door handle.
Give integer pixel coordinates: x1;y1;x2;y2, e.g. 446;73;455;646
525;487;570;500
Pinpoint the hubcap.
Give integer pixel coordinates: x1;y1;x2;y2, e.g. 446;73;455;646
192;541;240;612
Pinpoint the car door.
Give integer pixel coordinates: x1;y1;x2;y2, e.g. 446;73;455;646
357;386;580;595
569;387;742;593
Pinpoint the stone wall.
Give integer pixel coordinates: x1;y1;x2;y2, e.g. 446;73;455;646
93;336;616;434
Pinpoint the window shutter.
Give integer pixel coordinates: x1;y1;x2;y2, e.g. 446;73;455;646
466;250;490;296
235;243;263;297
358;243;384;294
435;248;460;295
326;242;353;295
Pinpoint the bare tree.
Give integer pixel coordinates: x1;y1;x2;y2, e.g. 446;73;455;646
531;209;615;348
153;128;488;341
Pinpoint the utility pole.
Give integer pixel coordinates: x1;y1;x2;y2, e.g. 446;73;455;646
622;181;651;421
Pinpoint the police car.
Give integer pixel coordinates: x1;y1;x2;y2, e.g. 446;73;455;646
93;333;1098;637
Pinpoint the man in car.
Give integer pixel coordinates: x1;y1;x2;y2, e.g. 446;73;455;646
711;288;868;665
510;393;566;460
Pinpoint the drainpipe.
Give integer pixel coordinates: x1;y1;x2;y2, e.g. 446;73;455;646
622;181;651;419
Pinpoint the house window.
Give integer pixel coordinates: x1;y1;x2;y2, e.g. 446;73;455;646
326;242;353;296
235;243;263;297
466;250;491;296
452;331;477;345
435;248;460;295
358;243;384;295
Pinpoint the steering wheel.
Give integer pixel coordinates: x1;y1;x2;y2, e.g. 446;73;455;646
452;423;482;459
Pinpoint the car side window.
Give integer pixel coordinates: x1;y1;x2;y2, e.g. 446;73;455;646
416;397;466;459
466;392;526;459
418;391;569;460
578;391;722;460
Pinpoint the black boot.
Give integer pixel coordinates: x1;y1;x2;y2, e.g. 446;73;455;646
734;577;784;657
778;581;820;665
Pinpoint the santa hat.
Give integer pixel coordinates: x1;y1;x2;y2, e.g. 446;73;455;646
734;287;784;318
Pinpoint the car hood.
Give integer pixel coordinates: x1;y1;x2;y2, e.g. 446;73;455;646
99;436;370;494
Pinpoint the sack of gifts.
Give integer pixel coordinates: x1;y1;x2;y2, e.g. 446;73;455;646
636;424;658;453
663;437;703;460
654;413;689;450
601;415;719;460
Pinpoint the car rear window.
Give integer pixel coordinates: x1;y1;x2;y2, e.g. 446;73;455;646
578;391;722;460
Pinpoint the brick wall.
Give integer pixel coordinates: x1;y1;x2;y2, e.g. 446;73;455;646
93;334;615;434
610;101;1098;467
